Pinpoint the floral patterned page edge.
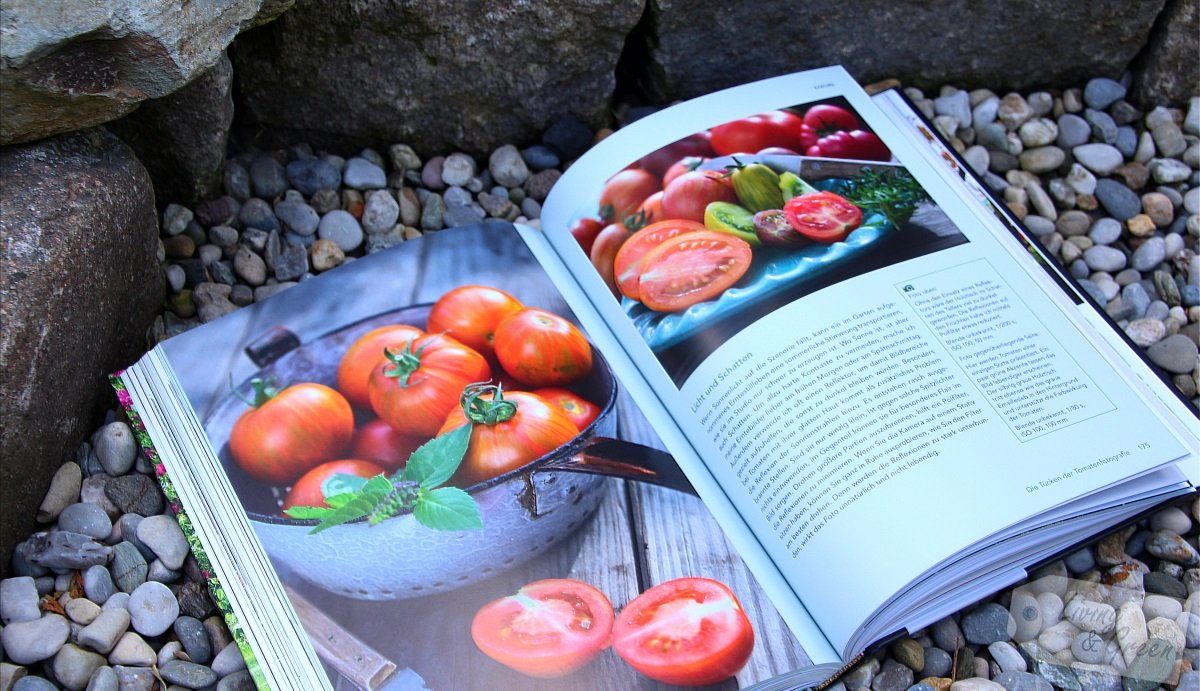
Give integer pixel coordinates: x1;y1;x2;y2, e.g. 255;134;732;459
110;371;269;691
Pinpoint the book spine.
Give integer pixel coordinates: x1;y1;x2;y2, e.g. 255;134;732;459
110;371;268;690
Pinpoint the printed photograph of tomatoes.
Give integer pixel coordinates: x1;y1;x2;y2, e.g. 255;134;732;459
572;98;968;384
163;225;808;689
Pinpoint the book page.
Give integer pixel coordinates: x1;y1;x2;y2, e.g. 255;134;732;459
539;67;1195;656
136;224;811;689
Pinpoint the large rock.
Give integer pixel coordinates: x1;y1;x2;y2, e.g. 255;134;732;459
0;0;291;146
1131;0;1200;107
642;0;1169;102
0;129;162;576
229;0;642;156
108;53;235;206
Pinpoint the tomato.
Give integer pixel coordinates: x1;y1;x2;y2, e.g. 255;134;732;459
590;221;636;296
635;131;714;178
709;110;806;156
783;191;863;243
637;231;753;313
493;309;593;387
336;324;425;409
662;156;707;189
613;577;755;686
806;129;891;161
426;285;525;358
230;381;355;485
569;216;605;256
471;578;614;678
533;387;601;431
368;334;491;437
349;419;426;473
660;170;738;223
636;190;664;224
613;219;706;300
282;459;385;511
802;104;860;134
442;385;580;486
599;169;660;224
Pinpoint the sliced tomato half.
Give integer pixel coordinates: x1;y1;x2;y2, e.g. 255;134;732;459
636;231;752;313
613;219;706;300
782;191;863;243
471;578;614;679
613;577;755;686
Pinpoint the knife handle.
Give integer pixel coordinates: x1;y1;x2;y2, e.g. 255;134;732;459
285;585;398;690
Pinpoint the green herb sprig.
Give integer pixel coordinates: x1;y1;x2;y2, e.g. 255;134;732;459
284;424;481;533
841;168;930;227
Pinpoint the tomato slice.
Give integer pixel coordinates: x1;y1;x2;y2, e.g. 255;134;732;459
636;231;752;312
613;577;754;686
782;191;863;243
471;578;614;678
613;219;706;300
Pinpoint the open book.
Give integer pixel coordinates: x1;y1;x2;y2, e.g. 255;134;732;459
114;67;1199;690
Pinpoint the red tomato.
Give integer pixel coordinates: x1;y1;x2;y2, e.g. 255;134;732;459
783;191;863;243
230;381;355;485
802;104;860;133
709;110;806;156
336;324;425;409
493;309;593;387
662;156;708;188
442;386;580;486
636;190;664;224
426;285;525;358
282;459;385;511
532;387;601;431
349;419;426;473
613;219;706;301
807;130;891;161
569;217;605;255
599;169;660;224
613;577;755;686
471;578;614;678
660;170;737;223
637;231;752;312
635;131;714;178
368;334;491;437
590;221;637;295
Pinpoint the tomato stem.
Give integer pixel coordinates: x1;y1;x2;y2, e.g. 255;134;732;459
230;376;278;409
381;340;426;388
460;382;517;426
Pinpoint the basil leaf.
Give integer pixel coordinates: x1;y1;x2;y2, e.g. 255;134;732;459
283;506;334;520
306;475;394;534
403;424;471;490
412;487;482;531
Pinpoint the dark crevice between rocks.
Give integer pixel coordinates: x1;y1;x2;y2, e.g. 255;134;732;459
1125;0;1192;108
612;0;668;120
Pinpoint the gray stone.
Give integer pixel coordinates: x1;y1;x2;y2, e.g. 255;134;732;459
231;0;638;156
217;670;256;691
1;613;70;664
36;462;83;524
109;542;148;594
361;191;400;234
1085;108;1119;144
108;632;155;667
1146;527;1200;563
64;596;101;625
126;581;177;637
1083;245;1128;273
1094;179;1142;220
317;210;363;252
1123;637;1176;691
174;615;213;664
12;676;58;691
136;515;191;571
211;641;247;676
273;200;320;236
1;129;161;574
105;474;163;517
112;665;156;691
86;666;119;691
1072;143;1124;176
25;531;111;570
1;577;41;624
992;670;1051;691
342;158;386;190
962;602;1015;644
160;659;218;688
237;197;279;232
53;643;106;691
77;608;130;655
1131;237;1166;272
0;1;290;145
57;503;113;541
488;145;531;187
286;159;342;197
106;53;235;206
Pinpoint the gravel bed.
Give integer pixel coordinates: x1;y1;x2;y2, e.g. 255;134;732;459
1;75;1197;690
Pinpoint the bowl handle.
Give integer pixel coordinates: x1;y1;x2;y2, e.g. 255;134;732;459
542;437;696;495
245;326;302;368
